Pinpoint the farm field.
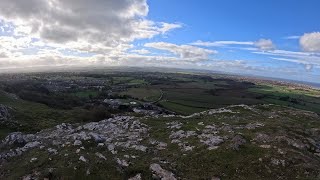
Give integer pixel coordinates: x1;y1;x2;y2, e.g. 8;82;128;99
72;90;99;98
120;87;162;102
116;72;320;115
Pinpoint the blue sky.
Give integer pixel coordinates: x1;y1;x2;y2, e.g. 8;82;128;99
145;0;320;82
148;0;319;42
0;0;319;83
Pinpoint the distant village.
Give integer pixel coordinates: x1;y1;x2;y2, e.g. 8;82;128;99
0;72;172;116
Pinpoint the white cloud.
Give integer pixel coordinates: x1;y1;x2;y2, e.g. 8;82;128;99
283;35;300;40
300;32;320;52
0;0;181;55
0;51;9;58
145;42;217;61
254;39;275;51
255;49;320;71
191;39;275;51
305;64;313;71
190;40;253;47
130;48;150;54
158;22;182;34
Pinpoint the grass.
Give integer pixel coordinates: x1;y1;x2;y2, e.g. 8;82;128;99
249;85;320;113
0;144;124;179
140;105;320;179
159;89;261;115
121;87;162;102
0;126;14;139
159;101;206;115
175;145;267;179
162;78;320;116
0;91;88;134
113;77;147;85
127;79;147;85
72;90;99;98
177;81;219;89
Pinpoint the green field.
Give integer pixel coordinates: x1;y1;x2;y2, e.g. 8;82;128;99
113;77;147;85
249;85;320;113
154;78;320;115
158;101;206;115
151;79;263;114
72;90;99;98
121;87;162;102
163;90;261;108
127;79;147;85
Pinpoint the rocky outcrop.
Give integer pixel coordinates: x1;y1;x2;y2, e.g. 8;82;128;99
150;163;176;180
95;152;106;160
2;132;35;146
169;130;196;151
230;135;246;151
0;116;149;159
128;173;142;180
1;104;320;179
116;158;129;167
0;104;11;121
254;133;272;143
199;134;224;150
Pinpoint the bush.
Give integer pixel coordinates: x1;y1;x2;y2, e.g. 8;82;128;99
279;96;290;101
17;91;84;109
79;106;112;122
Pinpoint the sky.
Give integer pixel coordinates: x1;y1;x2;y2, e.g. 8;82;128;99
0;0;319;83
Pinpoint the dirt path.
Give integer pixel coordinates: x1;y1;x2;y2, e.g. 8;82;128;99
151;89;163;104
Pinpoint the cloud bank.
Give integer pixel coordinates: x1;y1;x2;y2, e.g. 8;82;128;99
191;39;275;51
0;0;182;67
145;42;216;61
300;32;320;52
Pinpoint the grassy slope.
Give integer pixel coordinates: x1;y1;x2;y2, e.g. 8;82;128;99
0;91;85;136
141;105;320;179
1;105;319;179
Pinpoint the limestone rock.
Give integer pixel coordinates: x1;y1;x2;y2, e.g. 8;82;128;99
47;148;58;155
0;104;10;121
73;140;82;146
199;134;224;150
116;158;129;167
95;152;106;160
128;173;142;180
150;163;176;180
3;132;27;146
230;135;246;151
30;157;38;163
79;156;87;163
